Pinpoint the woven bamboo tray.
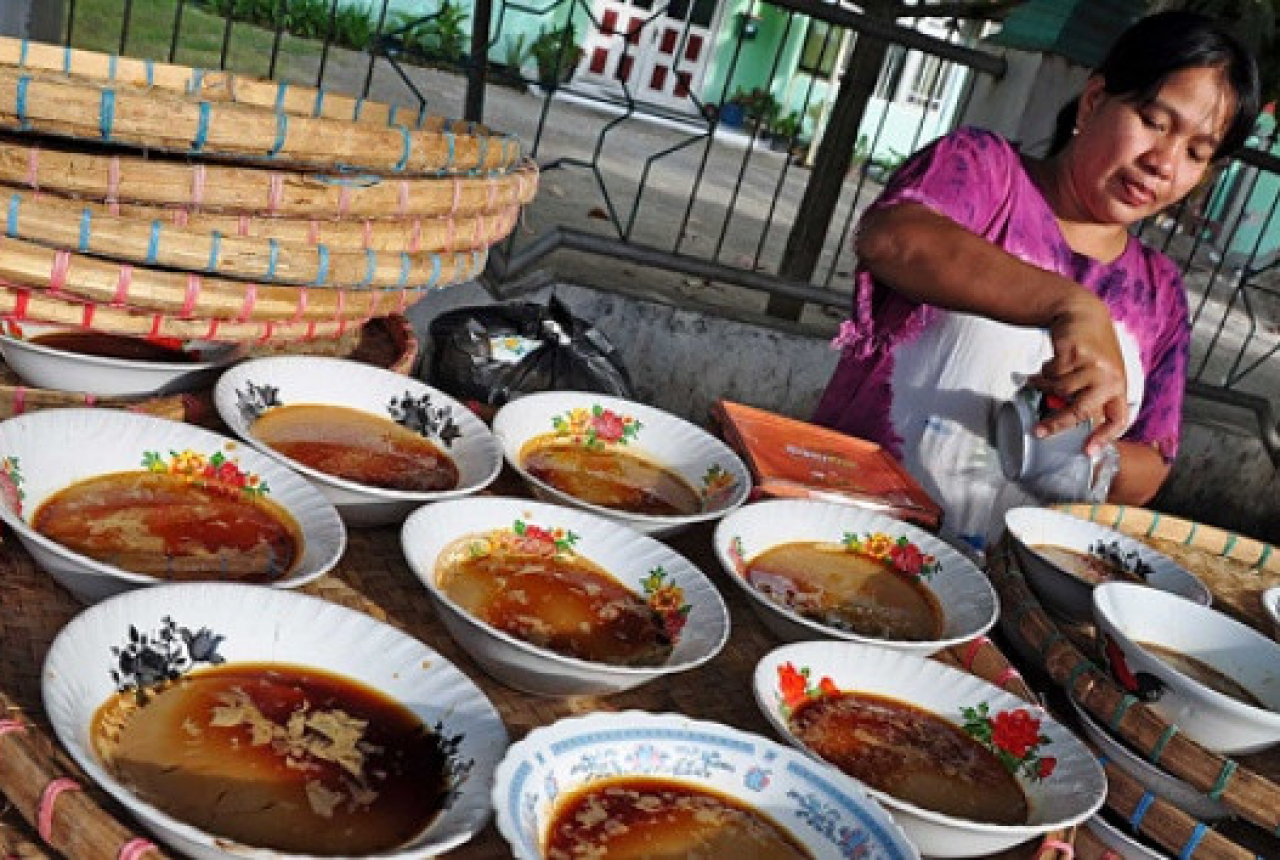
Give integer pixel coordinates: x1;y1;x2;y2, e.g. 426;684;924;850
990;519;1280;859
0;36;486;130
0;138;539;218
0;481;1074;859
0;64;519;176
1;189;519;285
0;233;485;322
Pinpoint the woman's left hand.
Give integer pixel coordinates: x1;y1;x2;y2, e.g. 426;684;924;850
1030;290;1129;454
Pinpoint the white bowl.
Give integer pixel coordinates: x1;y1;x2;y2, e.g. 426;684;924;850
214;356;502;526
1005;507;1211;623
1262;585;1280;640
1093;582;1280;754
0;320;240;397
714;499;998;655
490;390;751;536
0;408;345;603
401;495;730;696
1084;814;1170;859
754;641;1107;858
1069;700;1231;821
491;710;920;860
42;582;507;860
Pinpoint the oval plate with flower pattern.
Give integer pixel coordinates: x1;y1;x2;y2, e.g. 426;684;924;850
491;390;751;537
714;498;997;655
753;640;1105;858
43;582;507;860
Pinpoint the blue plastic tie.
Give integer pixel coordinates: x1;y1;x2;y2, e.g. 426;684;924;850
397;252;410;287
312;88;325;117
78;208;91;252
207;231;222;272
1178;823;1208;860
5;194;19;237
428;253;441;288
62;45;71;73
266;238;280;281
192;102;211;152
394;125;410;172
146;221;161;265
15;75;30;130
188;68;204;95
360;249;376;286
144;59;154;87
314;245;329;286
269;112;288;158
17;40;28;68
353;97;364;120
275;82;289;113
1128;791;1156;831
108;54;117;80
387;104;398;127
99;90;116;141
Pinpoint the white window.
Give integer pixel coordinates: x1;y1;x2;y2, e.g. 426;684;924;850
906;53;952;110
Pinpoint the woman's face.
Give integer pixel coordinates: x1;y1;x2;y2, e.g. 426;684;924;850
1065;65;1236;226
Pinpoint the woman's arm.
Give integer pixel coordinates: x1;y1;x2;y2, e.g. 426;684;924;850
1109;440;1171;505
856;202;1129;450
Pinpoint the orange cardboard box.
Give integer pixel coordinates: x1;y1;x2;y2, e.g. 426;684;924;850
712;400;944;531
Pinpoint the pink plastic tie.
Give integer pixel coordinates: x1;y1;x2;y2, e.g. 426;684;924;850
337;185;351;217
292;287;308;325
237;214;250;237
37;778;81;843
398;179;410;215
961;635;991;672
409;218;422;254
113;264;134;306
24;147;39;190
180;274;201;318
238;283;257;322
48;250;71;295
190;164;206;207
117;838;158;860
267;173;284;214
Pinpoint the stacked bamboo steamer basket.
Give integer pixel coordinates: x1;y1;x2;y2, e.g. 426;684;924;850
0;37;537;346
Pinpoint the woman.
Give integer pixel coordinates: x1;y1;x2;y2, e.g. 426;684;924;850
813;11;1261;552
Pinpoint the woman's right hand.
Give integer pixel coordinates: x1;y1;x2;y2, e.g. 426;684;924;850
1029;290;1129;455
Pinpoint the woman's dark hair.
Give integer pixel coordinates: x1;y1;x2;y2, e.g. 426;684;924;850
1048;10;1262;158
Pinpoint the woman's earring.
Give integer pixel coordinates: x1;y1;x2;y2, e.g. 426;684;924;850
1072;126;1080;136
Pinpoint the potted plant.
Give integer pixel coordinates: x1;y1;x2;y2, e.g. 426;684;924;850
531;24;583;88
769;111;802;151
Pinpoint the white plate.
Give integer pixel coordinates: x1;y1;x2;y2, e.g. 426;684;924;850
491;390;751;536
43;582;507;859
1069;700;1230;821
0;320;240;397
0;408;345;603
1084;814;1171;859
401;495;730;696
214;356;502;526
1094;582;1280;754
754;640;1107;858
1005;507;1210;623
714;498;998;655
491;710;920;860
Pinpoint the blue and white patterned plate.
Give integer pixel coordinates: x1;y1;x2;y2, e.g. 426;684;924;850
491;710;919;859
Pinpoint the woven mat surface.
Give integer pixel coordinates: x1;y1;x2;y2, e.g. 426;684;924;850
0;474;1054;858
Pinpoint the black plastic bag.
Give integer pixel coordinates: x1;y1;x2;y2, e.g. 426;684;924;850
425;295;633;407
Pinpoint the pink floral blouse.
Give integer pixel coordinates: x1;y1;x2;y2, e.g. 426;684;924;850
813;127;1189;549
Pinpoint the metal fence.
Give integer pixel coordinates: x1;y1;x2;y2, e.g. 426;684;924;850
51;0;1280;456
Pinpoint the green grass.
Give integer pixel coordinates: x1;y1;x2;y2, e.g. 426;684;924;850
64;0;329;81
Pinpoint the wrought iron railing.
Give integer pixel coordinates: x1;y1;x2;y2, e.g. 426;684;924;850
47;0;1280;456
